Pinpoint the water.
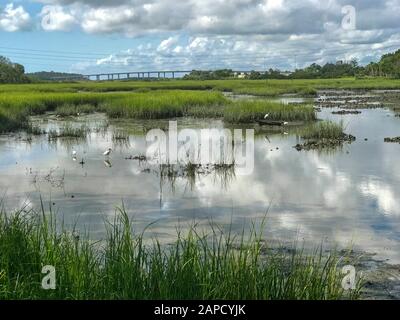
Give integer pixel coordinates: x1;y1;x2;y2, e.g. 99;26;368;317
1;93;400;263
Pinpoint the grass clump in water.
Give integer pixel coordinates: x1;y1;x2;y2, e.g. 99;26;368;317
224;100;316;123
55;104;97;117
26;124;46;136
294;121;356;152
301;121;346;140
0;205;362;300
112;130;130;141
48;123;90;140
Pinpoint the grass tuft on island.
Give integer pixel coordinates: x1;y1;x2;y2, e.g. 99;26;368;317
0;205;362;300
294;121;356;151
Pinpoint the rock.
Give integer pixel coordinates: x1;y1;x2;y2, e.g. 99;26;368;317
293;135;356;151
332;110;362;115
384;137;400;143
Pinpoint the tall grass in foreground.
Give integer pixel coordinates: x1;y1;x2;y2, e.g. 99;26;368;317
0;206;362;300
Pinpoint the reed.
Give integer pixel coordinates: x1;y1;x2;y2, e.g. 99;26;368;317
0;205;362;300
48;123;90;140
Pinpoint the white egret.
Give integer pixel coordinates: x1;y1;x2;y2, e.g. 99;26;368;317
72;150;77;156
264;113;270;119
103;148;112;156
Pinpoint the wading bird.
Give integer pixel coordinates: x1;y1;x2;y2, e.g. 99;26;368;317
103;148;112;156
264;113;270;119
72;150;77;157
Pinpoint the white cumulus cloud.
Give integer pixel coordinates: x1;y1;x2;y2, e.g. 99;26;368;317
40;5;77;31
0;3;31;32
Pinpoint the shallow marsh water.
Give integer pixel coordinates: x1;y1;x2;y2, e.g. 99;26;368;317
0;92;400;269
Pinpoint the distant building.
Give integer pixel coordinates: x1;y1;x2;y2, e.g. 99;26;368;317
279;71;293;77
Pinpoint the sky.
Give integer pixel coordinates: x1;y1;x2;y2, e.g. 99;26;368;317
0;0;400;74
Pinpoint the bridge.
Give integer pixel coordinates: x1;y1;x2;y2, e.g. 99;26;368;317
49;70;262;81
85;70;195;81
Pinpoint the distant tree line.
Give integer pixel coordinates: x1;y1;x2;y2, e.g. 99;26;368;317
363;50;400;78
26;71;86;81
183;49;400;80
0;56;30;83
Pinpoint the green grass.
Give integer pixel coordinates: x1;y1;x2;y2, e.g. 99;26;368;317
1;77;399;133
301;121;346;140
55;104;97;117
0;89;316;133
0;205;362;300
0;90;227;132
2;77;400;96
26;124;46;136
99;90;227;119
48;123;90;140
0;78;400;96
224;100;316;123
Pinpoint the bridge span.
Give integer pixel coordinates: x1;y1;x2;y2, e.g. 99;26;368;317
49;70;260;81
85;70;192;81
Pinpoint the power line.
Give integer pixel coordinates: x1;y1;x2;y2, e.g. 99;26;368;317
2;41;399;61
3;43;399;66
3;43;398;72
0;46;110;56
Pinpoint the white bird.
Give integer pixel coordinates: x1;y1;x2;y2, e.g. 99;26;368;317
72;150;77;157
103;148;112;156
264;113;270;119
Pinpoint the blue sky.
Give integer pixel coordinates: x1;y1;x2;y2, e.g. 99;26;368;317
1;0;400;74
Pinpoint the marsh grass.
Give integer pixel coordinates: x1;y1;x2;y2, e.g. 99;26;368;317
0;205;362;300
112;130;130;141
0;108;28;133
55;104;97;117
99;90;227;119
25;124;45;136
2;78;399;133
224;100;316;123
48;123;90;140
301;121;346;140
